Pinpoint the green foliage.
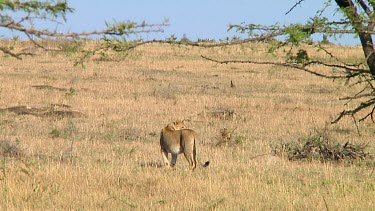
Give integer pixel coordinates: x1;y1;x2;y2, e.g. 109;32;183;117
234;135;246;145
0;0;74;20
101;36;130;52
197;38;216;43
105;20;137;34
166;34;178;42
284;24;310;45
49;125;75;139
49;128;63;138
0;0;167;61
180;34;190;43
287;49;309;65
320;34;330;45
74;36;138;67
65;87;76;96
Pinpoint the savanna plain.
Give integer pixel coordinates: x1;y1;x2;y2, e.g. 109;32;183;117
0;40;375;210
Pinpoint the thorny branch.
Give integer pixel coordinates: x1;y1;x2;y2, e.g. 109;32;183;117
285;0;307;15
73;30;286;66
127;30;285;49
0;18;168;59
230;23;375;35
0;47;32;59
316;44;363;68
0;1;169;59
332;98;375;123
200;55;362;79
0;20;168;38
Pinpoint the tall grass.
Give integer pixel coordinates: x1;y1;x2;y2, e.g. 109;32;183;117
0;41;374;210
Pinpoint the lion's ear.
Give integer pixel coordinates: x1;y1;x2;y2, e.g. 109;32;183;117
182;119;190;123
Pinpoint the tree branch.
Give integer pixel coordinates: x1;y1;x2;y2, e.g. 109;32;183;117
369;0;375;12
340;92;375;101
317;44;363;68
357;0;372;17
286;0;306;15
357;0;375;30
0;47;32;59
332;98;375;123
0;22;168;38
2;0;74;18
200;55;345;79
307;60;368;75
125;31;284;50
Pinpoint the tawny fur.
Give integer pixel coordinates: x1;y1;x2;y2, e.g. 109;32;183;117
160;120;209;170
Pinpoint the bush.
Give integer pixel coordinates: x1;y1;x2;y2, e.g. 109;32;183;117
0;140;22;157
272;131;372;163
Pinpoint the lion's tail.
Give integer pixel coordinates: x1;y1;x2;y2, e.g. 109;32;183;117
201;160;210;167
194;136;210;168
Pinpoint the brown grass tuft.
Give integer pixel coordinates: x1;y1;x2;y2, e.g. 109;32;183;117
0;140;22;157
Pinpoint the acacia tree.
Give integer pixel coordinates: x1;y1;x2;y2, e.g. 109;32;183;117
197;0;375;126
0;0;167;60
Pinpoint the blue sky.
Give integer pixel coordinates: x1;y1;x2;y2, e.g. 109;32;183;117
4;1;361;45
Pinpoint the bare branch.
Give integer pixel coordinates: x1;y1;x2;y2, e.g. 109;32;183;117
200;55;345;79
0;47;33;59
126;31;284;50
317;44;363;68
371;106;375;123
25;33;49;50
230;22;375;35
0;21;168;38
358;110;373;122
286;0;306;15
350;114;361;135
307;60;368;75
0;47;22;59
340;92;375;100
332;98;375;123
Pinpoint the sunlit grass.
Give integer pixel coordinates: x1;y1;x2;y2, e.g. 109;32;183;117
0;41;374;210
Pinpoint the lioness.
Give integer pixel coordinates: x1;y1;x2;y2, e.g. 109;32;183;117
160;120;209;170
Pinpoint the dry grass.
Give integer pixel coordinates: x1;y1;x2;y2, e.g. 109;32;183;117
0;40;374;210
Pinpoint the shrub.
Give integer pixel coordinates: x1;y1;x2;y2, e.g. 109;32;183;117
0;140;22;157
272;131;372;163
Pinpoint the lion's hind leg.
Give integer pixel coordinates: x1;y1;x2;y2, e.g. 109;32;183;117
161;148;170;167
170;153;178;167
183;151;197;171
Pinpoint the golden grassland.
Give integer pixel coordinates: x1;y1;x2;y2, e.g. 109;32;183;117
0;40;374;210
